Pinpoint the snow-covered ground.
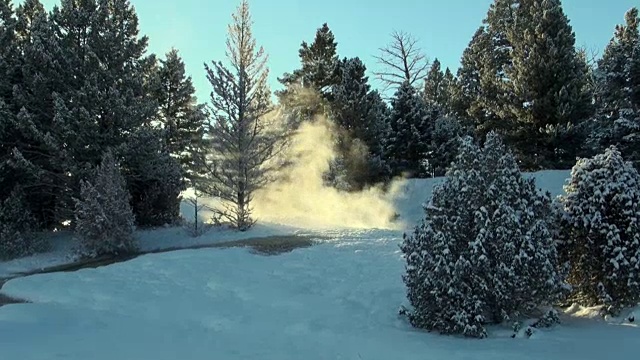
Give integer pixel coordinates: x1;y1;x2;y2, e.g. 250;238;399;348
1;228;639;360
6;169;633;359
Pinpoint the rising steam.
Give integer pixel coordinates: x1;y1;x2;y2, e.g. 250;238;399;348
252;116;403;230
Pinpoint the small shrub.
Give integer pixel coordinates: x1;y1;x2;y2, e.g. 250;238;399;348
74;151;137;258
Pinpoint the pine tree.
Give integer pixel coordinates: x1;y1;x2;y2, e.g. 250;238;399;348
453;27;504;137
74;150;136;258
423;59;447;113
328;57;390;187
119;128;184;227
503;0;592;169
276;23;339;123
589;8;640;168
455;0;592;169
278;23;339;95
154;48;208;186
557;146;640;313
202;0;284;230
428;116;467;176
10;0;69;228
386;81;432;177
30;0;168;226
401;132;565;338
0;0;19;204
0;186;45;260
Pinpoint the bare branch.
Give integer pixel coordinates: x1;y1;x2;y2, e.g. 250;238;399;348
373;30;430;92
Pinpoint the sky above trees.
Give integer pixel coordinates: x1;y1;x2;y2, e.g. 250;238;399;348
27;0;638;101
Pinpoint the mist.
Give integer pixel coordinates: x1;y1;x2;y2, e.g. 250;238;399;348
252;116;404;230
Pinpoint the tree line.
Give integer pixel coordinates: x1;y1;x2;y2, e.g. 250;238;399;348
2;0;640;259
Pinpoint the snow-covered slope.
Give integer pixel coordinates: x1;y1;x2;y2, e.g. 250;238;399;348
393;170;571;227
1;231;638;360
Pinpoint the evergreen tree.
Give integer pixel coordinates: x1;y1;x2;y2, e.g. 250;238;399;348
503;0;592;169
0;0;19;203
119;128;184;227
0;186;45;260
154;48;208;186
202;0;284;230
557;146;640;313
453;27;504;137
455;0;592;169
276;23;339;123
10;0;69;228
589;8;640;168
329;57;390;187
401;132;565;338
278;23;339;95
423;59;447;113
74;150;136;258
386;81;432;177
427;116;467;176
24;0;168;226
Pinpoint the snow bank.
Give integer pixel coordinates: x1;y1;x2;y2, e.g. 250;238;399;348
393;170;571;228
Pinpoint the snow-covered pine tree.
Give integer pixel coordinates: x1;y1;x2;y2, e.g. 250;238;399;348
401;132;565;338
0;0;19;207
154;48;208;186
10;0;69;228
557;146;640;313
202;0;285;230
74;150;136;258
0;186;45;260
386;81;432;178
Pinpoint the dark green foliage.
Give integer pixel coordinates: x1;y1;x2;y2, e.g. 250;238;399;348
278;23;339;96
119;128;184;227
423;59;455;116
454;0;593;169
589;8;640;168
386;82;432;178
328;57;391;188
276;23;339;123
153;48;208;186
0;186;46;260
426;116;468;176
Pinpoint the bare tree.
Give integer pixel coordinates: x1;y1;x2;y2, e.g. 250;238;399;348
201;0;285;231
373;30;430;92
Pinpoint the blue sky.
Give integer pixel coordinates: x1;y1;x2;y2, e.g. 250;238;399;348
34;0;639;102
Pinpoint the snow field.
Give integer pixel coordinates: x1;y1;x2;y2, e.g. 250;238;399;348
1;232;639;360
